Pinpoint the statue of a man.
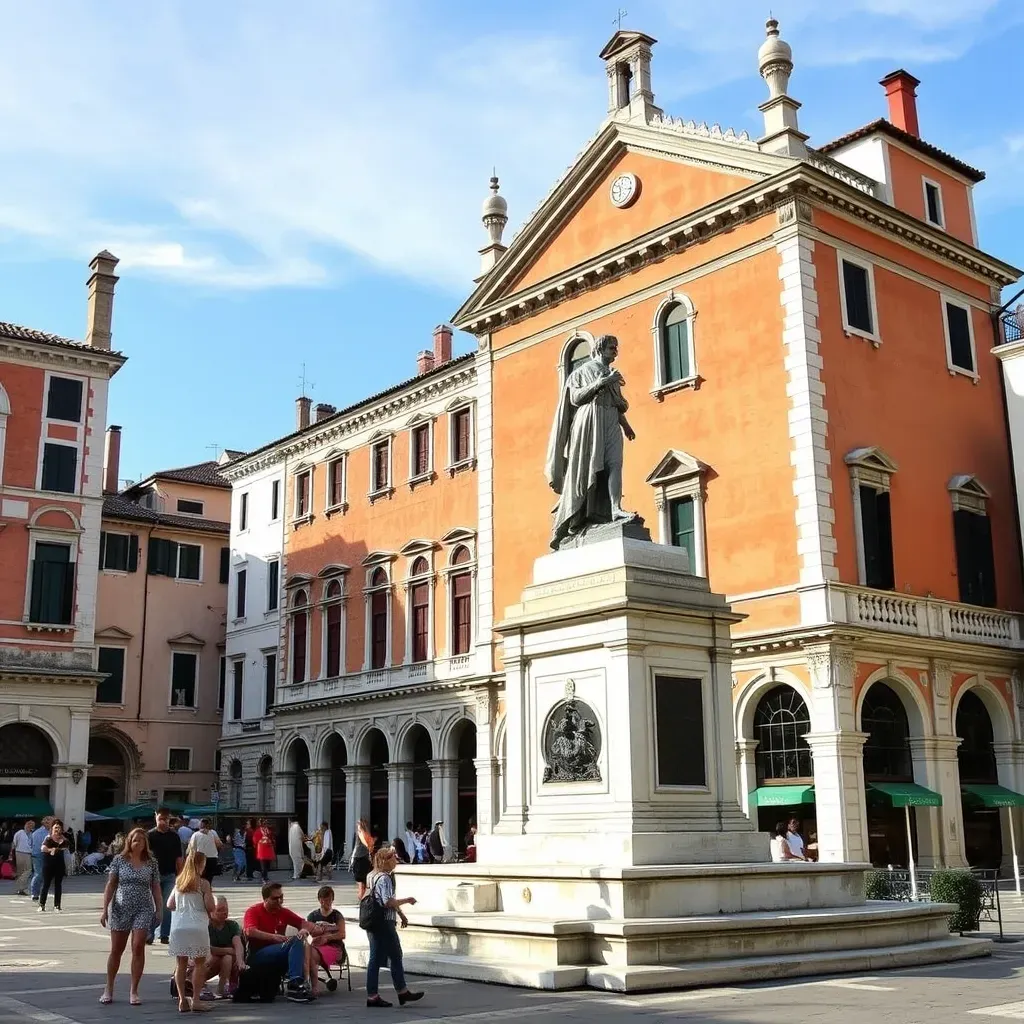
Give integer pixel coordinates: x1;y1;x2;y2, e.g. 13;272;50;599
544;334;636;550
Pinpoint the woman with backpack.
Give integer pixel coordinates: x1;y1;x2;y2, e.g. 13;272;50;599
362;847;423;1009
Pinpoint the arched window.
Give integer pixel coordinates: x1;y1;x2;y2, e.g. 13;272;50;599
257;756;273;811
324;580;343;678
228;760;243;807
660;302;691;384
563;336;592;378
409;557;431;664
0;380;9;485
367;567;390;670
861;683;913;779
956;690;998;783
291;589;308;683
753;686;812;783
450;546;473;656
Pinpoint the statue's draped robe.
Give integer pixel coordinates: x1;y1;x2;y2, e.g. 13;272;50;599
545;358;627;549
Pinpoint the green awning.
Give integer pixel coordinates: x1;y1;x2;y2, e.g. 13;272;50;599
961;783;1024;808
0;797;53;818
92;801;158;820
183;805;246;817
869;782;942;807
751;785;815;807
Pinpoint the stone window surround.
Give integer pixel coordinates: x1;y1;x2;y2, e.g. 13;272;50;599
948;474;990;516
559;330;594;382
323;448;348;515
229;656;244;722
922;176;945;230
401;541;437;664
317;566;348;680
291;461;314;527
645;449;709;577
23;510;82;628
406;414;436;487
167;746;193;773
650;291;699;397
285;582;312;684
168;643;201;712
0;380;9;484
446;398;477;474
36;369;86;496
368;431;395;501
95;642;128;708
362;552;396;670
940;293;980;383
844;446;898;586
440;531;477;658
836;249;882;346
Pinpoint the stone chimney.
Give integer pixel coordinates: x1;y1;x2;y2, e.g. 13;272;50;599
756;18;807;158
103;425;121;494
315;402;336;423
85;250;119;350
417;350;436;375
433;324;452;365
880;70;921;137
296;396;312;431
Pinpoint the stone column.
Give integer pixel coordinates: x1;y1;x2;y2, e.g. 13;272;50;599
474;685;498;834
54;764;89;835
803;731;869;862
908;737;964;868
387;763;413;841
428;759;459;856
305;769;331;836
735;740;759;819
343;766;370;860
274;771;296;815
490;635;527;838
993;740;1024;882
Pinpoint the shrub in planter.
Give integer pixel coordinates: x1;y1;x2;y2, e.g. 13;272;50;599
864;869;898;901
929;869;983;933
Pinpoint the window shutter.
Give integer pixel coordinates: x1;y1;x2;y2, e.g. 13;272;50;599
663;320;689;383
148;537;165;576
166;540;180;577
98;532;107;568
219;547;230;585
975;514;997;607
860;485;894;589
59;560;75;624
953;509;974;603
127;534;139;573
875;491;895;590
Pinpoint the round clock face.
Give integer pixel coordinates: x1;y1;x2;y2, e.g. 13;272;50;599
609;172;639;208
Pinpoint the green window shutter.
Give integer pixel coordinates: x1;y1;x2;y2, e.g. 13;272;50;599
98;532;107;568
30;543;72;623
127;534;139;573
669;497;696;572
96;647;125;704
147;537;165;576
661;307;690;384
219;547;230;585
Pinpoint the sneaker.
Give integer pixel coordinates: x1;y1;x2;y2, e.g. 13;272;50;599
54;907;62;914
37;905;45;913
31;896;38;901
160;937;169;945
286;981;313;1004
366;997;393;1008
399;991;424;1005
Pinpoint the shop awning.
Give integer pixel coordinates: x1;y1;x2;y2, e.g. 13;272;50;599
0;797;53;818
93;801;158;820
961;783;1024;808
868;782;942;807
183;805;246;817
751;785;815;807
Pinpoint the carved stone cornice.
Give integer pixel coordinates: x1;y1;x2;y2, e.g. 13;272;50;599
0;336;126;378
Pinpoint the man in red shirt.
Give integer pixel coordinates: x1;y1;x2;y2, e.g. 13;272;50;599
242;882;324;1002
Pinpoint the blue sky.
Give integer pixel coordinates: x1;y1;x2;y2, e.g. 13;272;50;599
0;0;1021;483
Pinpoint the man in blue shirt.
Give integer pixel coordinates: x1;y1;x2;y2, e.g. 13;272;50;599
30;816;53;901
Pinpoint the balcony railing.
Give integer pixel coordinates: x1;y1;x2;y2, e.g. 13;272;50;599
222;716;275;737
827;584;1022;649
1001;306;1024;345
277;655;478;707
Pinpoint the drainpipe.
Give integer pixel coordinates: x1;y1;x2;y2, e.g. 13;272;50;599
136;526;154;722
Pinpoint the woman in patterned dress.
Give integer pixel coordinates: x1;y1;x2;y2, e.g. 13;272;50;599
99;827;163;1006
167;849;216;1012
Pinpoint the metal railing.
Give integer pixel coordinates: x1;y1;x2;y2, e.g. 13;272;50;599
870;867;1003;937
1002;307;1024;345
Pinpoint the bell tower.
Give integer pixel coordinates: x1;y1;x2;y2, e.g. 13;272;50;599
599;29;662;123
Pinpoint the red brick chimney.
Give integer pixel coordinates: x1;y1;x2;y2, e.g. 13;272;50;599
315;402;336;423
103;425;121;494
880;70;920;137
296;396;312;431
417;350;436;375
433;324;452;366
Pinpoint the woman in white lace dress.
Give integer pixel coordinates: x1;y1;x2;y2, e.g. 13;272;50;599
167;850;215;1012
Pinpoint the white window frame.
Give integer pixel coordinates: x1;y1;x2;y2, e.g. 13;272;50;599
230;657;244;721
234;563;248;622
292;463;313;525
844;446;898;586
319;573;347;679
836;251;881;346
37;438;80;496
446;399;476;474
0;381;10;485
645;450;708;577
174;542;203;584
238;491;249;532
401;545;436;664
270;478;282;523
176;498;205;517
167;747;193;773
440;537;477;658
266;557;281;613
287;588;312;684
100;530;133;573
407;417;435;487
23;514;82;627
650;292;699;396
263;649;278;716
325;450;348;514
368;434;395;501
37;371;86;497
922;177;945;229
362;556;395;670
44;372;86;424
168;649;200;710
95;644;127;706
941;294;979;382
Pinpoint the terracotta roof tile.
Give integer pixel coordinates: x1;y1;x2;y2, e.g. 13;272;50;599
102;494;229;534
817;118;985;183
0;321;126;359
148;460;232;488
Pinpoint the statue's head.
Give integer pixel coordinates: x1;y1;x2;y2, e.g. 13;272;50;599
593;334;619;364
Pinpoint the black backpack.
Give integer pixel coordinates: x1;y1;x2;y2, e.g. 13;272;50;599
231;964;282;1003
358;877;387;932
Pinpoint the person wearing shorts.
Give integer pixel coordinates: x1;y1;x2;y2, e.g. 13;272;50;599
306;885;345;996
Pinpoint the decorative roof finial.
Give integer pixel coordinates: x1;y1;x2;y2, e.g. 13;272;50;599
758;15;793;99
477;172;509;281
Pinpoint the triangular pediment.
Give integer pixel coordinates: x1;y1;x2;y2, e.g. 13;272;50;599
844;446;899;474
95;625;134;641
453;119;793;329
948;474;991;498
645;449;707;485
167;632;204;647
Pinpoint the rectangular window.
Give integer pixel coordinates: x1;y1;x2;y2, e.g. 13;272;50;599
264;653;277;715
168;748;192;772
41;442;77;493
668;496;696;573
328;458;345;507
232;660;243;720
177;543;201;581
954;509;997;607
217;655;226;712
295;471;311;518
411;581;429;662
176;499;204;516
267;559;280;611
945;300;975;374
453;408;472;464
46;377;84;422
654;675;706;786
452;572;472;655
239;492;249;531
860;485;895;590
29;542;74;624
292;612;308;682
219;546;230;585
96;647;125;704
162;788;192;804
236;567;247;618
371;591;388;669
99;531;138;573
841;258;874;336
412;425;430;478
372;443;390;492
270;479;281;521
170;651;198;708
924;180;944;227
326;603;342;676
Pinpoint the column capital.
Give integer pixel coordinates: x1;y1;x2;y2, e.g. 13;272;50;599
908;735;962;760
992;740;1024;764
305;768;332;783
473;756;499;777
275;770;297;782
805;645;856;691
803;729;868;753
427;758;460;778
344;766;371;783
735;739;759;755
386;762;415;782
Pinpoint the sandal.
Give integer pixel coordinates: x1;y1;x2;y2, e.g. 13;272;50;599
129;994;142;1006
99;993;113;1005
178;1000;191;1014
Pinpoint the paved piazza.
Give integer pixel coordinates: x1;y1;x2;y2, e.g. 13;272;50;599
2;876;1024;1023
